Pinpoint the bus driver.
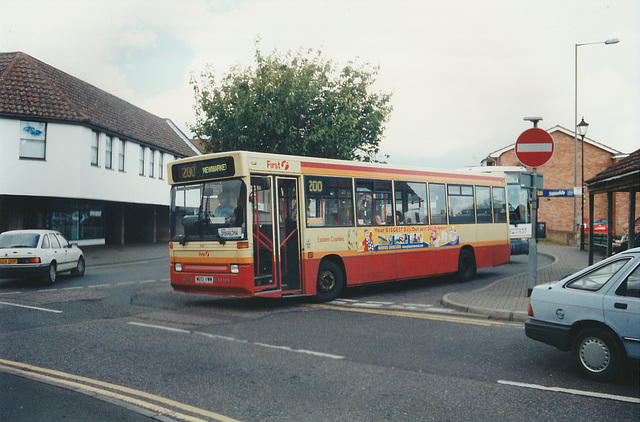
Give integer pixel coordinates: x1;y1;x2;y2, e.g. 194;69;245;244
215;191;236;222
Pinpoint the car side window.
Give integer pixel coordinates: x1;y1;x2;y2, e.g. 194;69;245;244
50;235;61;249
616;265;640;298
565;258;631;291
55;234;69;248
41;235;50;249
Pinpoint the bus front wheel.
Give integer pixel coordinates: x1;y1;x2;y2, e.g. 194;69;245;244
315;261;344;302
456;249;476;282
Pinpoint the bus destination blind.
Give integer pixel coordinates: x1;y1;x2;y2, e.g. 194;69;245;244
172;157;235;183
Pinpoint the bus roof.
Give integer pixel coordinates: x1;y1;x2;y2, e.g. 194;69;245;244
169;151;507;185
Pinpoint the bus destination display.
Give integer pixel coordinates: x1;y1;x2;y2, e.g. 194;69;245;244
172;157;235;183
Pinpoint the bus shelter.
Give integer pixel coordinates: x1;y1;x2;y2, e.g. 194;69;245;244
585;148;640;265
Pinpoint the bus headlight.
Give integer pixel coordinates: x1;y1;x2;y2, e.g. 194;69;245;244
175;263;183;272
230;264;239;274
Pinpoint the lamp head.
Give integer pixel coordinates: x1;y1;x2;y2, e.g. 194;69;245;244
604;38;620;45
577;117;589;137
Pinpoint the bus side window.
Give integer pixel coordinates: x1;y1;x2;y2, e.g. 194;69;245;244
356;179;392;226
492;186;507;223
448;184;475;224
429;183;447;225
395;181;427;225
305;176;354;227
476;186;492;223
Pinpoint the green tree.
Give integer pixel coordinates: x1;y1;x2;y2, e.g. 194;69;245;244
191;44;393;161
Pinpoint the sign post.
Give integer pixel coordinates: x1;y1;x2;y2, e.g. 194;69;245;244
516;119;554;296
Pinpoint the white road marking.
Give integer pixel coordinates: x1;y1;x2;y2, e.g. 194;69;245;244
128;322;190;334
3;279;165;295
129;322;345;360
0;301;62;313
197;332;249;343
253;342;345;359
498;380;640;404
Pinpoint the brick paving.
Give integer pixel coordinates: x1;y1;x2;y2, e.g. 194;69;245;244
442;243;605;321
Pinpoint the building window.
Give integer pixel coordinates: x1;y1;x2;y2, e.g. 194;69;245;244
105;136;113;169
91;131;99;166
49;201;105;242
20;121;46;160
149;149;155;178
158;152;164;179
139;145;145;175
118;139;125;171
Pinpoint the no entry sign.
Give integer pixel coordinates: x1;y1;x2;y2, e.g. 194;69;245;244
515;128;554;168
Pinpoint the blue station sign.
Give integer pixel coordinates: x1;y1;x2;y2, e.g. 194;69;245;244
537;189;574;197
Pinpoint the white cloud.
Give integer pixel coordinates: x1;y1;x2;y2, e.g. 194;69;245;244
2;0;638;168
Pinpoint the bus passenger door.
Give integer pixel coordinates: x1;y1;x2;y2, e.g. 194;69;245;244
251;176;275;290
276;177;301;292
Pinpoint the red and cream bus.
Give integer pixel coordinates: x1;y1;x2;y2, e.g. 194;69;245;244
168;151;510;301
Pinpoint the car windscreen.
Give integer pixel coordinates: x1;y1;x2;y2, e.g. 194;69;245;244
0;233;40;248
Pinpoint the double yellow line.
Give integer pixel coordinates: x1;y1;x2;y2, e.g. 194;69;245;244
309;304;523;327
0;358;240;422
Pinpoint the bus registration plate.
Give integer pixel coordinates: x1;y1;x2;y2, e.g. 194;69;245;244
195;276;214;283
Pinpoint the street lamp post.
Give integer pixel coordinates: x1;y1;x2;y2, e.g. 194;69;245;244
573;38;619;245
578;117;589;250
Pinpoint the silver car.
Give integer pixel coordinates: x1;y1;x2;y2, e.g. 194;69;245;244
0;230;85;285
525;248;640;381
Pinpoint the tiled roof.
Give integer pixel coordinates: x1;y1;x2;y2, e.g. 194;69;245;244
587;147;640;186
0;52;196;157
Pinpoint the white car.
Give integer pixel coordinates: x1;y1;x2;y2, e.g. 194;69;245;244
525;248;640;381
0;229;85;285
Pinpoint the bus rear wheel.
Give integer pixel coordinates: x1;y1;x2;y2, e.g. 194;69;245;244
315;261;344;302
456;249;476;282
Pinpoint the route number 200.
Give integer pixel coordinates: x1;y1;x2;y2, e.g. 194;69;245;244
308;180;323;192
181;165;196;179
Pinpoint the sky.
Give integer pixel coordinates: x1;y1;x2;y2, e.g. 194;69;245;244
2;0;638;169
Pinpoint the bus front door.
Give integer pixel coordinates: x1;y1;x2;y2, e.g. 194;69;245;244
276;177;301;293
252;176;275;290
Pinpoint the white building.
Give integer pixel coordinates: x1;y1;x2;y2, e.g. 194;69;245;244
0;52;200;245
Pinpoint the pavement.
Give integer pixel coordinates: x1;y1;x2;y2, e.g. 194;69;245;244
80;242;600;323
442;243;603;322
